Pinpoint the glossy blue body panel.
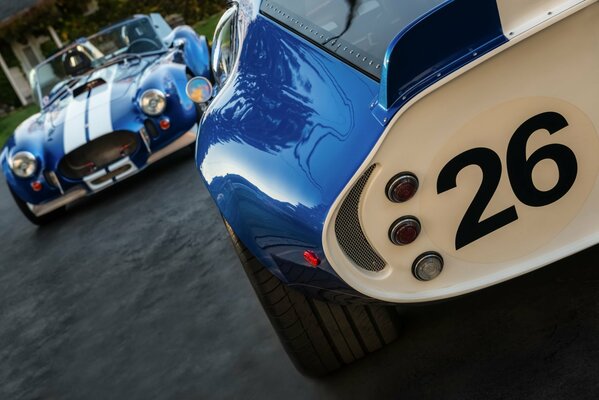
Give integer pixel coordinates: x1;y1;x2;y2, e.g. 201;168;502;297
197;13;385;293
196;0;513;298
2;22;211;207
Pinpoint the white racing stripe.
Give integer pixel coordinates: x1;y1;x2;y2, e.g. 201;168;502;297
63;93;88;154
87;66;116;141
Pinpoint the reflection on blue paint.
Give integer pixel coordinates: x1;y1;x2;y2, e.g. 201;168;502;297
197;14;385;292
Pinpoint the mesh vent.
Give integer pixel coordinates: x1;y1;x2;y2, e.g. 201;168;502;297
335;165;386;272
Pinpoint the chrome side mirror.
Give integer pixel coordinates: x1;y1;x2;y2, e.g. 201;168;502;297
186;76;213;104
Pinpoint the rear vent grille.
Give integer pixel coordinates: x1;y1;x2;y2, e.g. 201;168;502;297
334;165;386;272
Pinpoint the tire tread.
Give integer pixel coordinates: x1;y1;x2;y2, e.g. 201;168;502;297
225;222;401;376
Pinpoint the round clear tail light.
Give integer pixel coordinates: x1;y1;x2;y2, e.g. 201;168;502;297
389;216;421;245
413;252;444;281
386;173;419;203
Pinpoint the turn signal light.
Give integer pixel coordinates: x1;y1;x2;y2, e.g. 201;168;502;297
159;118;171;130
412;252;444;281
31;181;43;192
386;173;419;203
389;216;421;245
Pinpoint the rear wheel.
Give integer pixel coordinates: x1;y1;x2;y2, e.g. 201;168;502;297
225;222;401;376
8;185;65;226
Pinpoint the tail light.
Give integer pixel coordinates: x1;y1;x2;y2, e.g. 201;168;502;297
389;216;421;245
412;252;444;281
386;173;419;203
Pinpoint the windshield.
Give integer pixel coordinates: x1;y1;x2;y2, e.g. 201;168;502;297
31;17;164;106
261;0;447;79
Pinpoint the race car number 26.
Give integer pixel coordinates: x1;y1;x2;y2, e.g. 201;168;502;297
437;112;577;250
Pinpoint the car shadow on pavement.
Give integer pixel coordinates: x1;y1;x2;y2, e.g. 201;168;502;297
33;147;196;231
2;145;598;400
316;245;599;399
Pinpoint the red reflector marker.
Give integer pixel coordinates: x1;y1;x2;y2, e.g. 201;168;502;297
389;217;421;246
159;118;171;130
303;250;321;267
31;181;43;192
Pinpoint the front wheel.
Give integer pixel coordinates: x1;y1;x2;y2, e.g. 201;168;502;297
8;185;65;226
225;222;402;376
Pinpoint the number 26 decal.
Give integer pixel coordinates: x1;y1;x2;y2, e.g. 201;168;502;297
437;112;578;250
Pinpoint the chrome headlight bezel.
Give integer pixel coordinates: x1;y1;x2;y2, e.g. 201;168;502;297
211;4;239;87
10;151;37;179
139;89;167;116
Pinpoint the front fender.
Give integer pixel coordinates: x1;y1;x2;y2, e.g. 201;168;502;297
170;26;211;79
136;61;199;143
196;15;385;291
1;113;62;204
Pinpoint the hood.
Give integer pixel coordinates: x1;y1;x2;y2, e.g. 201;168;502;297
17;58;157;167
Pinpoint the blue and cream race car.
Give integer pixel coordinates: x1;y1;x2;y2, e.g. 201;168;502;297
194;0;599;375
1;14;212;225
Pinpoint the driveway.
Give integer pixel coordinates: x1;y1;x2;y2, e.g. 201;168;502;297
1;150;598;400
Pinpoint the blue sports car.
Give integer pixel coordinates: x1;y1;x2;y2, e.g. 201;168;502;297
1;14;211;225
195;0;599;375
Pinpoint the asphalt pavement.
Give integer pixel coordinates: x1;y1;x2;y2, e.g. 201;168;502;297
2;150;599;400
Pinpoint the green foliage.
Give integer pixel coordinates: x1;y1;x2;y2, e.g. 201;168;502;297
0;105;38;148
40;40;59;59
1;0;227;42
0;70;20;108
193;11;224;43
0;42;19;68
0;1;88;41
0;43;20;107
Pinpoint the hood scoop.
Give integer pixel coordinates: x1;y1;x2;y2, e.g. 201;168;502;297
73;78;107;98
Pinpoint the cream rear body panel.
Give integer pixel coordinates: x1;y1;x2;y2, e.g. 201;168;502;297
323;3;599;303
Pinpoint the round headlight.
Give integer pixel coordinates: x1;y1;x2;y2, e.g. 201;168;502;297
139;89;166;116
10;151;37;178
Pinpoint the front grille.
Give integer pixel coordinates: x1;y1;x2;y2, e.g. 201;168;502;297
59;131;139;179
89;164;132;185
334;165;387;272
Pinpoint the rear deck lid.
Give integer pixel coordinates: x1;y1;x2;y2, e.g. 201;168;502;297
261;0;447;79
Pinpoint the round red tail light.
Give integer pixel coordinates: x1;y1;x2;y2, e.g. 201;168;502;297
389;216;421;245
386;173;419;203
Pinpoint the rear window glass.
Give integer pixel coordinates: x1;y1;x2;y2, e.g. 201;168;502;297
261;0;447;79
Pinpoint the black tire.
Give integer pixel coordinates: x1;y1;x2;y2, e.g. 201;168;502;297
8;185;65;226
225;222;401;376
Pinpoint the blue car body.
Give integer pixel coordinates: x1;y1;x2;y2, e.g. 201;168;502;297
2;15;210;221
198;0;395;298
198;0;599;303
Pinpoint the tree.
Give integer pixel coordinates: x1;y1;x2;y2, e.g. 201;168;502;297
0;0;226;42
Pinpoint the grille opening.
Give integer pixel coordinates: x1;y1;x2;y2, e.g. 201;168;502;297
59;131;139;179
144;119;160;138
334;165;387;272
90;164;132;185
